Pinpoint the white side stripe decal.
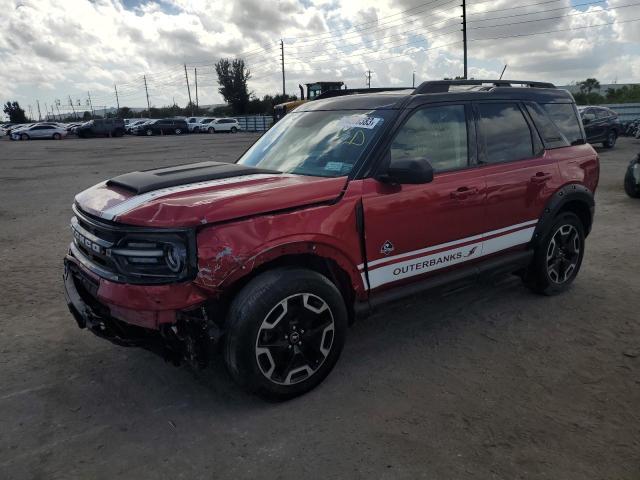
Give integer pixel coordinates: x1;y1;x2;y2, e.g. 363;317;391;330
101;174;278;220
364;225;536;290
359;219;538;271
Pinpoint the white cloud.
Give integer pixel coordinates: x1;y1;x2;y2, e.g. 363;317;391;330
0;0;639;117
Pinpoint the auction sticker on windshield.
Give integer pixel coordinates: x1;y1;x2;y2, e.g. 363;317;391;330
339;115;383;130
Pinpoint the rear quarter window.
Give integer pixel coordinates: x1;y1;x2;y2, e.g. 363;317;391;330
525;103;570;149
540;103;584;146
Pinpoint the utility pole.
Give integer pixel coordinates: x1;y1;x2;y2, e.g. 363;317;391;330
114;84;120;113
68;96;77;121
194;68;199;108
55;102;62;121
280;39;286;96
143;75;151;117
184;64;193;115
28;105;33;121
462;0;468;79
412;71;416;88
87;91;94;118
44;102;49;121
36;100;42;121
366;70;372;88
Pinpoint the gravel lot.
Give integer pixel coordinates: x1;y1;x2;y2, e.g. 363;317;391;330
0;133;638;480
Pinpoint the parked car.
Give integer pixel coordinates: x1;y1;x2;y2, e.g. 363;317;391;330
64;79;598;400
624;153;640;198
126;120;148;134
205;118;240;133
579;106;621;148
188;117;216;133
136;118;189;136
76;119;125;138
11;123;67;140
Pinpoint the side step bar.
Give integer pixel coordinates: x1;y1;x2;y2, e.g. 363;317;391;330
354;250;533;317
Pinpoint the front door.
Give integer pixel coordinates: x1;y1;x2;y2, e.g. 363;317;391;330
362;103;486;292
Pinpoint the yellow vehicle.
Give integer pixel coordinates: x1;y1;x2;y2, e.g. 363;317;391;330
274;81;344;122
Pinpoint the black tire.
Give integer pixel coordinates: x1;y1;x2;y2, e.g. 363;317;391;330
603;130;617;148
624;160;640;198
230;126;237;133
175;128;182;135
524;212;585;295
193;127;200;133
224;268;347;401
20;133;29;140
113;129;124;137
145;129;153;136
208;127;215;134
52;133;61;140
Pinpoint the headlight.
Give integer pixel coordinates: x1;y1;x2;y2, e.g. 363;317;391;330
108;233;194;280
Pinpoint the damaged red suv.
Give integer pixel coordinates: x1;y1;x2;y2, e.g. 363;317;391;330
64;80;599;399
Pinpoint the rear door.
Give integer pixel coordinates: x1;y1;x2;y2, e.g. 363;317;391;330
474;101;561;255
362;103;487;291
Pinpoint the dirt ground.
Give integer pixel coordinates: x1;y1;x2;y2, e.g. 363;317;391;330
0;133;638;480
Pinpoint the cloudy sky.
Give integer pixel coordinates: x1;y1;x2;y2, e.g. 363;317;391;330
1;0;639;118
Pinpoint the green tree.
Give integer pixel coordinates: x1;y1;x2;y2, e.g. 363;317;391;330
578;78;600;95
3;101;27;123
215;58;251;114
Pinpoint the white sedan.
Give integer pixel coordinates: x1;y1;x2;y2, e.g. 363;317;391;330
11;124;68;140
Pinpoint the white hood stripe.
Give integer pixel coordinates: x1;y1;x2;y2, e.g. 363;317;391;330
100;174;278;220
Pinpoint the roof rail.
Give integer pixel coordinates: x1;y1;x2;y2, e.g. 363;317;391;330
413;79;556;95
315;87;411;100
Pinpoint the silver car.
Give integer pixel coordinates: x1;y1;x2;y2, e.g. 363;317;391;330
11;124;67;140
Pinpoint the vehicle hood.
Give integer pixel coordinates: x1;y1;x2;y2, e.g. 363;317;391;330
75;161;348;228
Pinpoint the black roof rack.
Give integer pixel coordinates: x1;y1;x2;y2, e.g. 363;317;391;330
315;87;411;100
413;79;556;95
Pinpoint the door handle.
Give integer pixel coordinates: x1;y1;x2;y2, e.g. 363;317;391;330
530;172;552;184
450;186;479;200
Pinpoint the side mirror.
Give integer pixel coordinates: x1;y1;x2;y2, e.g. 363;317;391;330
377;158;434;185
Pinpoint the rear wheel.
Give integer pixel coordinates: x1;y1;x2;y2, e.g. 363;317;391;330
603;130;617;148
624;160;640;198
208;127;215;134
230;126;238;133
52;133;61;140
175;128;182;135
20;133;29;140
524;212;585;295
145;129;153;136
224;268;347;401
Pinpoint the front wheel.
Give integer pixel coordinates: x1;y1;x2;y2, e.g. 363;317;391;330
230;126;238;133
52;133;61;140
524;212;585;295
224;268;347;401
208;127;215;134
603;130;617;148
145;129;153;136
20;133;29;140
174;128;182;135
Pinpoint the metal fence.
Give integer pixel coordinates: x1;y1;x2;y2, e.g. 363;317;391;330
592;103;640;121
235;115;274;132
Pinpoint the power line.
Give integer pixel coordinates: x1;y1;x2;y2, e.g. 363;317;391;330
467;0;606;22
470;16;640;41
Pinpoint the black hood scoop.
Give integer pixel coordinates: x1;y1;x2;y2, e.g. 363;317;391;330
107;161;281;195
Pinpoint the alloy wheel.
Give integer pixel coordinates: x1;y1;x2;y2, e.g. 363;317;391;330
255;293;335;386
546;224;581;284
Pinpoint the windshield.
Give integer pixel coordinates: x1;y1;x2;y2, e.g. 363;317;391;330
237;109;394;177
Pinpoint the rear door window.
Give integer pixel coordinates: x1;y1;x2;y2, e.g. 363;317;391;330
540;103;584;146
476;103;534;163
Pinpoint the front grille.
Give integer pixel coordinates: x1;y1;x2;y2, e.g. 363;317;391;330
69;204;197;284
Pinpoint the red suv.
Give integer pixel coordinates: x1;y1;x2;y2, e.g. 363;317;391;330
64;80;599;400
